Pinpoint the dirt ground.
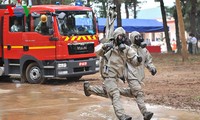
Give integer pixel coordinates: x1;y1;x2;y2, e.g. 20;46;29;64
64;53;200;113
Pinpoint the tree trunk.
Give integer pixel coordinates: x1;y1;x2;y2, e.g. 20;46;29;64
32;0;37;5
160;0;172;52
196;10;200;39
133;0;137;19
176;0;189;61
102;0;106;18
114;0;122;27
86;0;90;7
125;2;129;18
189;0;197;35
174;7;181;54
37;0;41;5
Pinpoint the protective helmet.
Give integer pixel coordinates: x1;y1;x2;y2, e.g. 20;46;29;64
130;31;141;44
40;15;47;23
113;27;126;40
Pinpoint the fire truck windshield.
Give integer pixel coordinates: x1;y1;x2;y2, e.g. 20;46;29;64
56;11;96;36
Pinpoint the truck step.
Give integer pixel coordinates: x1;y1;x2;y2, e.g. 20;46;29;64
9;63;20;66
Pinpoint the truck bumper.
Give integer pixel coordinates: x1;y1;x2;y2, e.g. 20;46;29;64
44;57;99;78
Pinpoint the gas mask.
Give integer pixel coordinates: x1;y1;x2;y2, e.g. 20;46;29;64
116;34;126;51
134;35;147;48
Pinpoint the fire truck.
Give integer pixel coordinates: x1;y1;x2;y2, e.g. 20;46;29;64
0;4;99;84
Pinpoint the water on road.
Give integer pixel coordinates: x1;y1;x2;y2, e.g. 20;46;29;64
0;80;199;120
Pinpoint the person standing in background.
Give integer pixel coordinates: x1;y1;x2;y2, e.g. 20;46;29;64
188;33;198;54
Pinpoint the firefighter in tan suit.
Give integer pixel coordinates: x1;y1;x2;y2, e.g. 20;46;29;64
120;31;157;120
84;31;156;120
84;27;142;120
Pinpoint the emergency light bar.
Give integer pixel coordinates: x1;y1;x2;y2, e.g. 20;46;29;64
75;0;83;6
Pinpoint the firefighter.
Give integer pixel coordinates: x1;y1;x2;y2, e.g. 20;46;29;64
84;31;157;120
35;14;49;35
66;14;75;31
11;19;21;32
119;31;157;120
84;27;142;120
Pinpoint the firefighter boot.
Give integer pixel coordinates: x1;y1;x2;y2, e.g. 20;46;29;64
83;81;91;96
120;114;132;120
143;111;153;120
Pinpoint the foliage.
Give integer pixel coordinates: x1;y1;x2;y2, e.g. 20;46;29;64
177;0;200;39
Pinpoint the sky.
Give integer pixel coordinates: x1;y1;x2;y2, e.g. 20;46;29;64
138;0;175;10
120;0;176;19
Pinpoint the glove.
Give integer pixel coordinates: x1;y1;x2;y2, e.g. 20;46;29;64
151;68;157;76
102;43;113;50
137;56;143;63
140;42;147;48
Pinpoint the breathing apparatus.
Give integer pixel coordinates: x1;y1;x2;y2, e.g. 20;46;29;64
134;35;147;48
116;34;127;51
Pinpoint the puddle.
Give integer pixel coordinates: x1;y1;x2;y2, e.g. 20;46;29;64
0;89;13;94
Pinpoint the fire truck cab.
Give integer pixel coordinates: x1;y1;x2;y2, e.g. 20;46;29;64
0;4;99;83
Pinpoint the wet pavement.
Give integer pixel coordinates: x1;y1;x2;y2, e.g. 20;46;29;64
0;79;200;120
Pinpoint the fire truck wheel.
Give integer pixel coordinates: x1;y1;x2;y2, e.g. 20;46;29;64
67;76;82;81
26;63;45;84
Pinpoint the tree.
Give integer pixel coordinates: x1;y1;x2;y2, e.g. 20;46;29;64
196;0;200;39
159;0;172;52
37;0;41;4
173;7;182;53
189;0;197;36
125;1;129;18
172;0;198;53
114;0;122;27
176;0;189;61
98;0;107;17
86;0;90;7
166;6;182;53
126;0;143;19
132;0;137;18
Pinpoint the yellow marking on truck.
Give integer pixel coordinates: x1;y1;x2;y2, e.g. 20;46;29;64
62;35;97;41
3;46;55;49
64;36;69;41
3;46;23;49
29;46;56;49
71;36;77;41
77;36;87;41
92;35;97;40
87;36;92;40
12;46;23;48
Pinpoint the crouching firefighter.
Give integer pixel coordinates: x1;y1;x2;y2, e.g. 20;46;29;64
84;27;142;120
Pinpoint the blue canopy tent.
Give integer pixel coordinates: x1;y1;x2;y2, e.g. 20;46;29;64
97;18;164;33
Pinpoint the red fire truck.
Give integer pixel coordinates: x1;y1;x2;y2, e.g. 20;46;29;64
0;4;99;84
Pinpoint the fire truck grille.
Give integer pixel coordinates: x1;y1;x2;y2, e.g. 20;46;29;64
74;67;89;72
68;42;94;55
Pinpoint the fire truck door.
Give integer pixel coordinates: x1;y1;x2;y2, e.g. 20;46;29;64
21;14;56;60
3;16;23;59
